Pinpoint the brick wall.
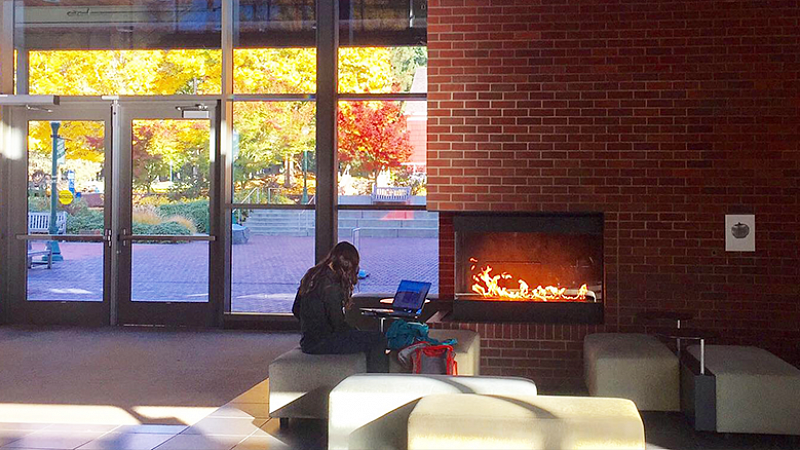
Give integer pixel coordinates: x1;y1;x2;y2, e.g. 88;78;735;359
427;0;800;388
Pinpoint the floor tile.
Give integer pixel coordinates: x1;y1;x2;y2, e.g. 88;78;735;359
152;434;243;450
230;381;269;405
0;424;49;433
112;425;186;435
184;417;268;437
1;431;99;449
210;404;270;420
76;432;173;450
0;435;24;448
232;435;291;450
42;425;119;434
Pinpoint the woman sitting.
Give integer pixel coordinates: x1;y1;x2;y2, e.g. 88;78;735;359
292;242;388;372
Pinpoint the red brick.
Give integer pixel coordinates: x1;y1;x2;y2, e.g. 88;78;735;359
427;0;800;383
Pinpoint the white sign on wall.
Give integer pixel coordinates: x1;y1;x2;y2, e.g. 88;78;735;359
725;214;755;252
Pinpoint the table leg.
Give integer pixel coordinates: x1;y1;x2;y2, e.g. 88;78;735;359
700;338;705;375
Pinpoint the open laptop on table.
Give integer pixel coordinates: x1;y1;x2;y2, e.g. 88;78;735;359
360;280;431;320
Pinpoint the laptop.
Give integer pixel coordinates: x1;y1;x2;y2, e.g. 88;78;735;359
360;280;432;318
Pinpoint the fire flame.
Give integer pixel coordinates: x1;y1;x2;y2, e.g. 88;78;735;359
471;263;589;302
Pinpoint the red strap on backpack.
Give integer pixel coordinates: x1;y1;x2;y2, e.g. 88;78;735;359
411;344;458;375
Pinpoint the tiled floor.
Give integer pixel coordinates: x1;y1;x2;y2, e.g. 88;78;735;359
0;380;323;450
3;377;800;450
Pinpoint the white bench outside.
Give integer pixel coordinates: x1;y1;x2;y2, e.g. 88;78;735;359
26;211;67;269
371;186;411;203
28;211;67;234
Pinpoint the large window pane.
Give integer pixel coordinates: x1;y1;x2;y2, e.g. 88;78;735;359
234;0;315;94
339;0;427;94
231;208;314;313
338;46;427;94
29;50;221;96
338;209;438;295
17;0;221;95
233;102;316;205
132;242;209;302
27;120;105;302
130;119;211;236
234;48;315;94
338;100;426;202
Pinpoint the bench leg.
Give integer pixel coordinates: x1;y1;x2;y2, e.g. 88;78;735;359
279;418;289;430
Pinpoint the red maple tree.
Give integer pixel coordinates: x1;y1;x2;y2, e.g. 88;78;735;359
337;101;413;182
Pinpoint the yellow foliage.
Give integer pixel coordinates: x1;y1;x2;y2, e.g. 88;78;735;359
132;205;162;225
163;215;198;234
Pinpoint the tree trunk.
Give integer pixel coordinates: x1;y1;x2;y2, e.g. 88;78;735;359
284;157;293;188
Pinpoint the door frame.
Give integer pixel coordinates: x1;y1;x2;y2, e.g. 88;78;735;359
113;99;221;327
3;99;114;325
0;96;225;327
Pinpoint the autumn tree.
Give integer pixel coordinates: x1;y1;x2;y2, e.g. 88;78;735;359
337;101;413;184
26;45;422;199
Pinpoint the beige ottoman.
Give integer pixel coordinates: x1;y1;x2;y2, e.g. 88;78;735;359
584;333;679;411
687;345;800;435
408;394;645;450
328;373;537;450
390;329;481;375
268;347;366;420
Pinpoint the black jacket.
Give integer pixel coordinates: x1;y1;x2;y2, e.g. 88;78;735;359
292;269;353;351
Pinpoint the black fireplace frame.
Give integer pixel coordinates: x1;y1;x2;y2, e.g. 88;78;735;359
452;212;605;324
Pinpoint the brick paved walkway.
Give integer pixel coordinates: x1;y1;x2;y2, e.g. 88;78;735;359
27;236;439;314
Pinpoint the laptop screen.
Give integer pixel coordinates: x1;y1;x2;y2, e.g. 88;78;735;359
393;280;431;311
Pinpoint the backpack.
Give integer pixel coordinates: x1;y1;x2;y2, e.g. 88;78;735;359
411;344;458;375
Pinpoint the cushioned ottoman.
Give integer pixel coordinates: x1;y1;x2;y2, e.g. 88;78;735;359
268;347;366;420
389;329;481;375
328;373;537;450
584;333;679;411
407;394;645;450
687;344;800;435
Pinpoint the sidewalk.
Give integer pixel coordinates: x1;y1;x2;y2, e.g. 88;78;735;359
26;236;439;314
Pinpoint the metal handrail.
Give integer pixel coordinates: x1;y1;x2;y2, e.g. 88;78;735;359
238;186;260;204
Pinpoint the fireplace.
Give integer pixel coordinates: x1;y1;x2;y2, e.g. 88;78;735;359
453;213;604;323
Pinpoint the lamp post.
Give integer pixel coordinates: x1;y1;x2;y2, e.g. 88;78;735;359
48;121;63;261
301;149;309;204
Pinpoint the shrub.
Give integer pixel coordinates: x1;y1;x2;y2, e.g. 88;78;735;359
28;195;51;212
158;200;209;234
66;209;104;234
132;221;191;236
132;205;163;225
163;215;198;234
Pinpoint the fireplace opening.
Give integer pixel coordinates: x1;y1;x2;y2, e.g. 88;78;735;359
453;213;604;323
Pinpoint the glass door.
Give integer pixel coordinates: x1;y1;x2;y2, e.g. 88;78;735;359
114;101;219;326
4;100;113;325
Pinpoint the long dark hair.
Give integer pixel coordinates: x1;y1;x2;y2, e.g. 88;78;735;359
298;241;360;306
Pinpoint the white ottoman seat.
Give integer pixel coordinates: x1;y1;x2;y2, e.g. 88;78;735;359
687;345;800;435
328;373;537;450
389;329;481;375
407;394;645;450
268;347;366;420
584;333;679;411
